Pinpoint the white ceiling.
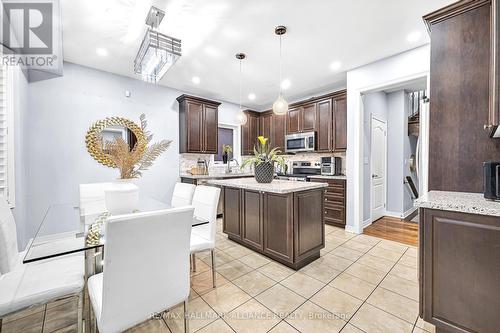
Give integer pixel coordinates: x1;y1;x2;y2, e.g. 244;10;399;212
62;0;454;110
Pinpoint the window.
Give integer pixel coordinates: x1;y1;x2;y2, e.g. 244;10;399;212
215;127;234;162
0;64;16;206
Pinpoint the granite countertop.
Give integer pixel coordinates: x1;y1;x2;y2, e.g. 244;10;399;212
307;175;347;180
207;178;328;194
179;173;254;180
415;190;500;217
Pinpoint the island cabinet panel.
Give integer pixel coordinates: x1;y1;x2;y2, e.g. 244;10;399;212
222;187;242;240
241;190;264;251
262;192;294;264
293;190;324;264
420;208;500;333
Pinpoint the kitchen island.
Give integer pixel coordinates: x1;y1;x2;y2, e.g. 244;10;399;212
416;191;500;333
207;178;328;269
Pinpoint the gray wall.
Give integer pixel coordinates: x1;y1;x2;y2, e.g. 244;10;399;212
18;62;242;248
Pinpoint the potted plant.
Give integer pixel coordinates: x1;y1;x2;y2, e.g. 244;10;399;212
222;144;232;164
241;136;286;183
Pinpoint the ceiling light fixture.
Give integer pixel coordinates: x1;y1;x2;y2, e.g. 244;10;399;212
273;26;288;115
281;79;291;90
330;61;342;71
96;48;108;56
407;31;422;43
192;76;200;84
236;53;248;126
248;93;256;101
134;6;182;83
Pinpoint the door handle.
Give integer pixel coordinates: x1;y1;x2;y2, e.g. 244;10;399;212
372;174;379;178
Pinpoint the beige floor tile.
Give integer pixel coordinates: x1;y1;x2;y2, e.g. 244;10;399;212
51;323;79;333
1;310;44;333
257;262;295;282
413;328;428;333
330;230;357;240
217;260;253;281
224;299;280;333
339;323;364;333
255;284;306;318
416;317;436;332
344;262;387;284
380;274;419;301
190;288;199;300
285;301;345;333
329;272;377;301
238;253;271;269
342;239;374;253
350;303;413;333
201;283;252;315
329;245;364;261
398;253;418;268
268;321;299;333
164;297;218;333
196;319;235;333
191;258;212;276
299;260;341;283
389;263;418;282
323;241;342;252
126;319;171;333
366;287;419;323
191;269;229;295
280;272;325;298
376;240;408;254
232;270;276;297
325;225;342;235
201;250;236;267
310;286;362;321
2;304;45;323
356;254;395;273
224;245;253;259
320;248;332;257
216;239;237;251
353;234;381;246
406;247;418;258
368;246;403;262
320;254;354;271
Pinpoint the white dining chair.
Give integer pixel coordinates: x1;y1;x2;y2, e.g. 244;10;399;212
87;206;194;333
189;186;220;288
171;182;196;208
0;197;84;332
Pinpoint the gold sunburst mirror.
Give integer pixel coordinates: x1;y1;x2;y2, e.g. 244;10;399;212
85;117;147;168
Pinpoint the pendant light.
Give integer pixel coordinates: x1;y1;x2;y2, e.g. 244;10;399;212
236;53;248;125
273;26;288;115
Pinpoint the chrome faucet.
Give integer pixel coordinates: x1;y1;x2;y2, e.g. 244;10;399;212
226;159;239;173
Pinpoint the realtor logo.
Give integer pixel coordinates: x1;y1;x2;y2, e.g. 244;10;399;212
2;2;53;54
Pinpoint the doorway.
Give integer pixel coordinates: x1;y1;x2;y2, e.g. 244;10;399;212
371;117;387;222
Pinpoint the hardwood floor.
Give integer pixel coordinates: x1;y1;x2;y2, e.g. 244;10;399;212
363;216;418;246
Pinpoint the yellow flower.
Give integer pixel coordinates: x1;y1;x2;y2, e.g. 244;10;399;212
258;136;268;145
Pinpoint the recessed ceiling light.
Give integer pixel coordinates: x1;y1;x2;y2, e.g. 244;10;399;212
248;93;256;100
281;79;291;90
192;76;201;84
330;61;342;71
96;48;108;56
407;31;422;43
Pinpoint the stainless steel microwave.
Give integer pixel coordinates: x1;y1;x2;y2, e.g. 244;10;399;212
285;132;316;153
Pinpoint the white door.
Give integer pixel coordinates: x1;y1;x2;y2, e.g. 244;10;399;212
371;117;387;222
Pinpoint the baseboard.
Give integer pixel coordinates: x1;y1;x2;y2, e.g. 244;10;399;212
345;225;361;234
403;206;418;220
384;210;401;219
362;218;372;229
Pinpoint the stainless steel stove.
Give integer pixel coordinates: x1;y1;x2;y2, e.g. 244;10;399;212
276;161;321;182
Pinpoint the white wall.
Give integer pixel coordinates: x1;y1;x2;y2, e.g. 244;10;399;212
346;45;430;233
19;62;242;248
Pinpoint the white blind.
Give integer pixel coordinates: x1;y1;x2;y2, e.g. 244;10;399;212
0;65;9;200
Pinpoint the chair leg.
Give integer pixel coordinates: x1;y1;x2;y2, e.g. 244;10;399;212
183;300;189;333
0;318;3;333
192;253;196;272
211;250;216;288
77;293;83;333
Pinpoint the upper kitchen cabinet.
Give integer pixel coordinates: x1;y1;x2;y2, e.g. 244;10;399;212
332;93;347;151
489;0;500;136
177;94;221;154
241;110;260;155
260;112;272;140
272;114;287;151
316;90;347;152
286;104;317;134
316;98;333;152
424;0;500;193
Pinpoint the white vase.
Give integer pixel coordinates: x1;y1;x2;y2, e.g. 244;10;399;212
104;180;139;215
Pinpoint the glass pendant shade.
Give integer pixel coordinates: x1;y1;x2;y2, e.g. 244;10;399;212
236;110;248;125
273;95;289;115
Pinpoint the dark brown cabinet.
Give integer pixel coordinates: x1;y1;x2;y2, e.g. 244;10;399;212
260;113;272;140
287;107;302;134
309;178;346;227
333;94;347;151
317;99;333;152
178;95;221;154
286;104;317;134
221;187;324;269
419;208;500;333
241;110;260;155
424;0;500;193
272;114;286;151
